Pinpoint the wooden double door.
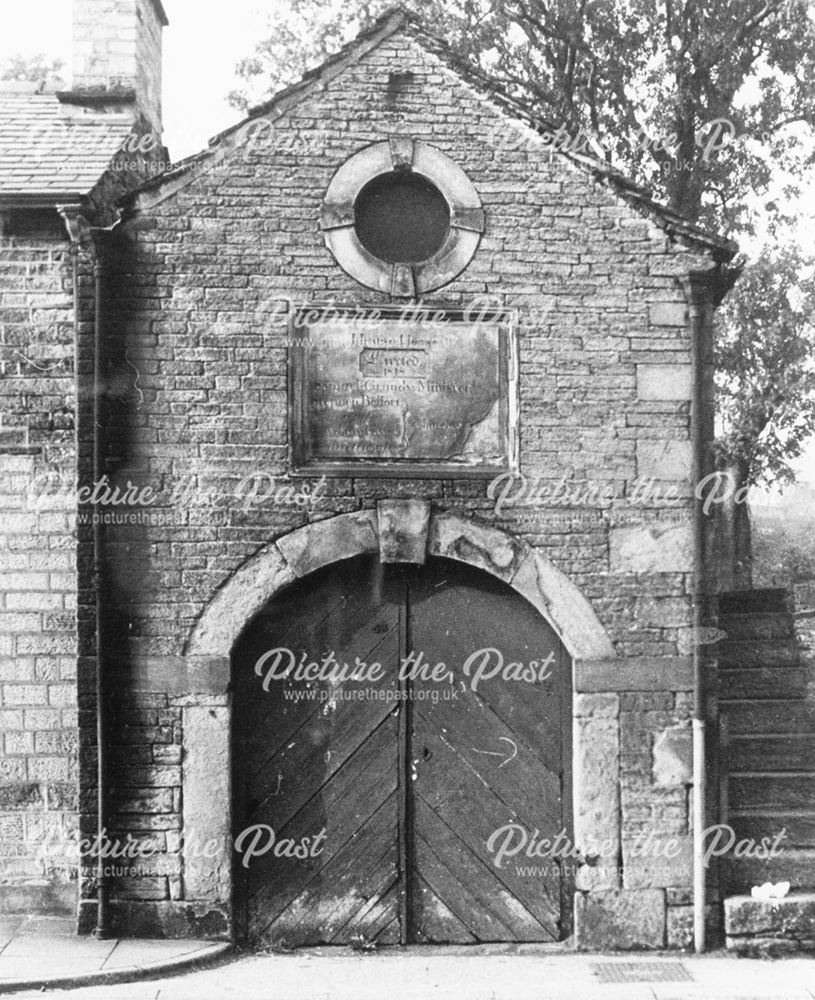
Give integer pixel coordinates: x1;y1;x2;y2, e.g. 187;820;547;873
232;555;572;947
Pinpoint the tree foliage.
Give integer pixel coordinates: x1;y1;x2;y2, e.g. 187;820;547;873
0;54;65;86
715;246;815;487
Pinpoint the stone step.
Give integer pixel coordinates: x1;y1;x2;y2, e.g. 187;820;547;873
721;851;815;898
721;700;815;735
724;892;815;956
719;667;809;700
718;640;799;669
725;814;815;849
719;613;796;641
728;774;815;811
719;588;792;616
727;736;815;772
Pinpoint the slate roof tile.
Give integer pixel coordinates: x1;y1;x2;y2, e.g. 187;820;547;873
0;94;134;197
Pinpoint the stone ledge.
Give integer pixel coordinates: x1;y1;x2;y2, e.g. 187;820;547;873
107;900;231;940
0;881;75;916
724;894;815;956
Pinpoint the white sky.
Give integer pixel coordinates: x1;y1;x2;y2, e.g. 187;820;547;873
0;0;263;157
2;0;814;493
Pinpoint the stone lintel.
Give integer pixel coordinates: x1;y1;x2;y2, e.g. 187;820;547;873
574;656;693;692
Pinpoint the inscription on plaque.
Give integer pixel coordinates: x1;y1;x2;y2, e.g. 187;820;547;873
290;309;517;476
359;348;428;378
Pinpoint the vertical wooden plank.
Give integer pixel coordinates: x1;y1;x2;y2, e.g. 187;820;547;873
397;570;410;946
559;636;574;937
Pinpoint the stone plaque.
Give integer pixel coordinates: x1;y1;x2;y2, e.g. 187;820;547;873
289;307;517;476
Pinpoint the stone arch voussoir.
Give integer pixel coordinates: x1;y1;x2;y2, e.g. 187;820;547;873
186;505;614;663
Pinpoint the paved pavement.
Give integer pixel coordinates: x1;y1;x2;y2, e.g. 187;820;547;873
2;944;814;1000
0;917;229;993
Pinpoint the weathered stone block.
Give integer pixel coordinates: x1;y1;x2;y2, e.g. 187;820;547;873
636;440;692;481
576;655;693;692
652;724;692;786
574;693;619;719
276;510;379;578
725;893;815;940
575;705;620;891
634;595;691;628
0;783;41;810
609;523;693;573
428;511;525;582
0;881;76;916
512;549;615;661
637;364;692;401
182;705;230;903
108;899;231;940
574;888;666;949
649;302;687;326
667;902;719;949
377;499;430;564
623;834;692;889
726;935;809;957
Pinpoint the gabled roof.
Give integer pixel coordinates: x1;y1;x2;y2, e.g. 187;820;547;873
124;6;737;262
0;93;134;203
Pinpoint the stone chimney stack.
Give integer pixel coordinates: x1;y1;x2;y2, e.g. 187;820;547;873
68;0;168;135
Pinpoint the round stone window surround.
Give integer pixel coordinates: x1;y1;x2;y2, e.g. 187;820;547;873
319;137;485;296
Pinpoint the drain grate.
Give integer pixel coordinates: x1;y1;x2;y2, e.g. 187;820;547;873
591;961;693;984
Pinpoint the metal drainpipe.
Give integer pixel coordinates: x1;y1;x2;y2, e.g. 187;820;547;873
683;272;710;953
92;251;111;939
57;208;110;935
58;208;122;937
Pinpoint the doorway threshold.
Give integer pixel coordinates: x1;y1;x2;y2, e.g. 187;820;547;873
253;940;575;958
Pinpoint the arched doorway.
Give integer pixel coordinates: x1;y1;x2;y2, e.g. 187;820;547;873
231;553;572;947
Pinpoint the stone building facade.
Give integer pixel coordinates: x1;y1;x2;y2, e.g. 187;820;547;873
0;0;168;923
0;2;742;949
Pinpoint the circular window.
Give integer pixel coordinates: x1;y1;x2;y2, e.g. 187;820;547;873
354;171;450;263
320;138;485;296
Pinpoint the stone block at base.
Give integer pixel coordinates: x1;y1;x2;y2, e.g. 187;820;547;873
108;900;231;940
666;902;721;949
574;889;665;949
724;894;815;956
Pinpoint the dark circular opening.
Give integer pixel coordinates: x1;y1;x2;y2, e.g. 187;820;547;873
354;170;450;264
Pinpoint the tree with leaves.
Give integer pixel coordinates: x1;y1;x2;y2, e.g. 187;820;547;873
0;53;65;87
713;246;815;584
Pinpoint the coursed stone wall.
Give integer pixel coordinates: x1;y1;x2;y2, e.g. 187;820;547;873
0;236;80;916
